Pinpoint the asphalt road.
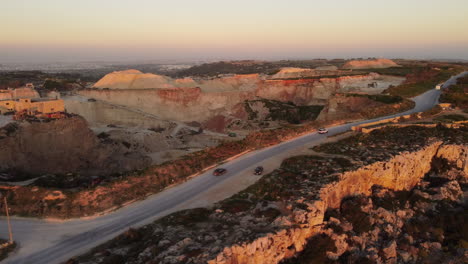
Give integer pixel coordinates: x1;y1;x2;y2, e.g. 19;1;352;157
0;72;466;264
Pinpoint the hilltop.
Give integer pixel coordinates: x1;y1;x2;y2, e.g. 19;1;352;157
342;58;399;69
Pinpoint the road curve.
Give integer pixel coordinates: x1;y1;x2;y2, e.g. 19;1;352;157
1;72;466;264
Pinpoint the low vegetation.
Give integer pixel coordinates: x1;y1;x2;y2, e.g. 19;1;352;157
0;240;16;261
245;99;324;124
173;60;343;77
313;125;467;164
0;71;87;90
440;75;468;109
344;93;403;104
358;66;424;76
384;66;465;98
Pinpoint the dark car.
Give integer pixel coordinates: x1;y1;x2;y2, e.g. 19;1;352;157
254;166;264;175
318;128;328;134
213;168;227;176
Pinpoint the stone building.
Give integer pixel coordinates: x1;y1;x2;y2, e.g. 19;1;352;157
0;98;65;115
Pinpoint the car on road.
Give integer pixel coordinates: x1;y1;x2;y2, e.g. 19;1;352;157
318;128;328;134
254;166;264;175
213;168;227;176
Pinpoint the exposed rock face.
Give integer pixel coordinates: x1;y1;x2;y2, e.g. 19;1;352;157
81;71;402;125
271;68;320;79
198;74;261;92
287;155;468;263
0;117;150;176
342;58;399;69
271;67;342;79
64;96;171;128
208;143;453;264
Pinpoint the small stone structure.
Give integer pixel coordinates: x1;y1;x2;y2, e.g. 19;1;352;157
0;98;64;115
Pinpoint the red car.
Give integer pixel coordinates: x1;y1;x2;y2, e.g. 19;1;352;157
213;168;227;176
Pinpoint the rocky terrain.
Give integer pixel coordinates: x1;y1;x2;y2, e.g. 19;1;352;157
75;70;404;129
0;116;150;177
68;125;467;264
64;96;225;164
285;167;467;264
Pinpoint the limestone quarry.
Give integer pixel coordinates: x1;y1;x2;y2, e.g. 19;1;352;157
71;69;404;126
58;67;406;165
48;66;408;169
69;125;467;264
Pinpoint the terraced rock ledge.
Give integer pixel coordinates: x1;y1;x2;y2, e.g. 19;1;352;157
71;125;467;264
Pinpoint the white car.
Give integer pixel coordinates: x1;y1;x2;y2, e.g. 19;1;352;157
318;128;328;134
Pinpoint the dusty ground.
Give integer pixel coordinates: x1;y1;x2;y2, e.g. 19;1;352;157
0;116;12;127
345;75;405;94
64;95;232;165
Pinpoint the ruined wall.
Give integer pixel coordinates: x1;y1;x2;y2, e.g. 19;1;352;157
208;142;467;264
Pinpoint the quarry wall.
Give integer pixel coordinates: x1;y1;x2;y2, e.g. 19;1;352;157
64;96;171;128
79;73;402;123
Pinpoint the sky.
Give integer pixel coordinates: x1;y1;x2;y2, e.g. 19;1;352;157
1;0;468;63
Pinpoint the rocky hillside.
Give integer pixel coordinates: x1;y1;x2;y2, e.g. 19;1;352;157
69;125;467;264
342;59;399;69
285;165;467;263
0;116;150;177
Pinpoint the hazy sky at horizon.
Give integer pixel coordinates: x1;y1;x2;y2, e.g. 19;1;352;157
1;0;468;63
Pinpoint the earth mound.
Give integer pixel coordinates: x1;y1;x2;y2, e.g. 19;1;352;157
342;58;399;69
93;69;197;89
271;67;318;79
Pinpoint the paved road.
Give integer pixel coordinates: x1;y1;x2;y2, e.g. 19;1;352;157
0;72;466;264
